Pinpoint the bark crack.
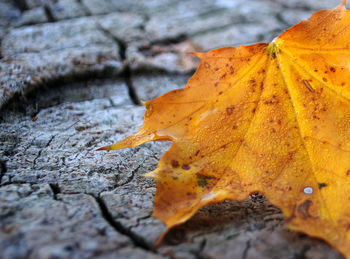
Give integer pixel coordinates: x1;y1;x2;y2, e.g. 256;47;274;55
242;239;251;259
92;194;157;253
49;183;61;200
13;0;29;12
189;238;207;259
32;134;56;169
76;0;92;16
0;160;7;184
117;159;146;187
0;38;2;60
44;4;56;22
97;25;140;105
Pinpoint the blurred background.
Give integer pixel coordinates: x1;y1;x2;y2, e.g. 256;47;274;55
0;0;347;258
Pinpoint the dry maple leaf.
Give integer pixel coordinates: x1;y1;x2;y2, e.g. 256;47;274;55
98;1;350;257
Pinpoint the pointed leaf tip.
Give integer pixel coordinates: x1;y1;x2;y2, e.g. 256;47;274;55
188;52;203;58
96;146;110;151
142;170;158;178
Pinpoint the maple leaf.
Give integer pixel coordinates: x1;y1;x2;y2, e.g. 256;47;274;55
98;1;350;257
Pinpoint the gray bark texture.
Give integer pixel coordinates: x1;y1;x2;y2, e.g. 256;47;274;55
0;0;348;258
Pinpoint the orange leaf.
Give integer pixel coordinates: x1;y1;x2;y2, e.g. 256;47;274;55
99;1;350;257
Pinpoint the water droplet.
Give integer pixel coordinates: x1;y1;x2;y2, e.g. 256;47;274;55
303;186;313;194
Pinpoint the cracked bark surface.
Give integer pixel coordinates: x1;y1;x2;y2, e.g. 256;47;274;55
0;0;347;258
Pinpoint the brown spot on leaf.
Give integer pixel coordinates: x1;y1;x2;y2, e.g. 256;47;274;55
297;200;313;219
346;224;350;231
264;100;274;105
318;183;327;189
186;192;197;199
330;67;336;72
229;66;234;74
196;173;217;187
182;164;190;170
196;173;208;187
171;160;179;168
303;80;314;92
226;106;234;115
